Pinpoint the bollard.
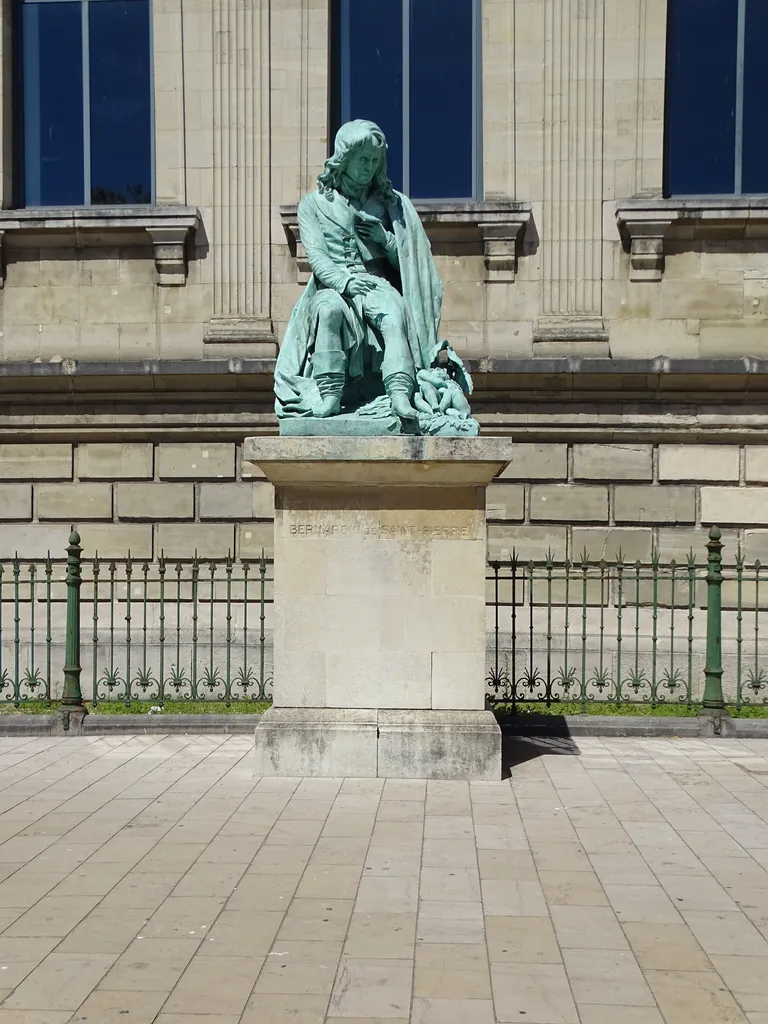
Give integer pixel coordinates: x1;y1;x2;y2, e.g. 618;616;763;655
60;527;87;732
702;525;726;714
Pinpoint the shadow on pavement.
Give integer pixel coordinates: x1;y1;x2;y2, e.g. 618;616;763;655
501;719;581;778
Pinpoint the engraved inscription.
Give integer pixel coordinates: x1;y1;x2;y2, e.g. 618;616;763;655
289;523;472;539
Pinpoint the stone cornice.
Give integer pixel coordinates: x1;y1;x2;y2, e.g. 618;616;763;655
4;358;768;443
278;200;533;284
0;205;201;286
5;355;768;377
3;355;768;393
616;196;768;282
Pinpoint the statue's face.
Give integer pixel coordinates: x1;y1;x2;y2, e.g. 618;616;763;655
344;142;379;186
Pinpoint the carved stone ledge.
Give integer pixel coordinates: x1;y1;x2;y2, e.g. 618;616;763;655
203;317;277;355
533;317;610;357
0;206;201;287
616;197;768;282
279;201;533;285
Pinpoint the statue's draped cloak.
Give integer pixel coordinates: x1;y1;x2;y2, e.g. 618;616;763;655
274;190;445;418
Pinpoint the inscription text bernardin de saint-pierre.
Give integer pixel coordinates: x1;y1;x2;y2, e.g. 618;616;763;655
289;523;472;539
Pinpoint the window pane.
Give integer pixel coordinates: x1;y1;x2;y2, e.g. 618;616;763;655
664;0;737;196
89;0;152;205
23;2;84;206
742;0;768;194
409;0;474;199
342;0;403;191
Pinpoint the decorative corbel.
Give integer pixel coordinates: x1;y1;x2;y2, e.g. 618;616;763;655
616;209;675;282
479;217;529;283
627;219;673;282
146;225;193;286
278;210;311;284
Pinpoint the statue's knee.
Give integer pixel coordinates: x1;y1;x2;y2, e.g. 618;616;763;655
381;319;408;346
383;305;407;335
317;300;344;330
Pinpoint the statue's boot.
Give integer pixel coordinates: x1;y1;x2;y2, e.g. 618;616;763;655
384;372;418;420
314;373;345;417
313;348;346;417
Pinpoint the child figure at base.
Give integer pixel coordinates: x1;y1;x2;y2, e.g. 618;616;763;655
414;367;472;419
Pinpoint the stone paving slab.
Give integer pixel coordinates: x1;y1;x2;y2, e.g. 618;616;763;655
0;736;767;1022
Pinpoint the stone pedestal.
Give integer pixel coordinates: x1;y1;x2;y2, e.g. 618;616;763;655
242;435;511;779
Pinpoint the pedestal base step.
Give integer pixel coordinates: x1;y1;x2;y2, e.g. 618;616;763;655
253;708;501;780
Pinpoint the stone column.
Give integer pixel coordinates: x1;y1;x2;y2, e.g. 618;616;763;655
622;0;667;199
153;0;187;206
205;0;275;351
244;436;511;780
483;0;517;200
602;0;669;353
535;0;608;352
269;0;329;333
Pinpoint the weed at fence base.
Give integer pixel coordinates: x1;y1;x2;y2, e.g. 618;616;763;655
494;701;768;718
0;700;272;716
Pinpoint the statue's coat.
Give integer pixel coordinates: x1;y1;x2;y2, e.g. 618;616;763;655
274;190;445;419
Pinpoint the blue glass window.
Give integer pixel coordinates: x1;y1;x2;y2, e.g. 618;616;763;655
21;0;153;207
334;0;480;200
742;0;768;195
665;0;768;196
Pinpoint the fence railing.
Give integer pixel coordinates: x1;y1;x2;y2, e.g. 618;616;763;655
486;553;702;709
486;526;765;712
0;526;763;713
0;530;274;707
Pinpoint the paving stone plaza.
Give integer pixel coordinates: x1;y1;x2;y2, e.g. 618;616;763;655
0;734;766;1022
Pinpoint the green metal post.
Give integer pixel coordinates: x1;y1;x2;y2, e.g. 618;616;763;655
702;525;725;712
61;528;87;728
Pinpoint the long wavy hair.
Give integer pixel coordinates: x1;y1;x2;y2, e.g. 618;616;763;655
317;120;396;203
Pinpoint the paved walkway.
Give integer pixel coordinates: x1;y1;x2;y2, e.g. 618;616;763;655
0;736;767;1023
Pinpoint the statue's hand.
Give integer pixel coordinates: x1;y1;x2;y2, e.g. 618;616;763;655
355;211;388;247
345;276;378;298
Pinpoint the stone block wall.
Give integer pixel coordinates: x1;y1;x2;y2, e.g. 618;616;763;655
606;243;768;361
0;442;274;562
1;437;766;567
486;442;765;565
0;241;212;363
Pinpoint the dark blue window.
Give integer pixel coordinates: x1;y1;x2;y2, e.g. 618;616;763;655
665;0;768;196
21;0;153;207
742;0;768;195
333;0;480;200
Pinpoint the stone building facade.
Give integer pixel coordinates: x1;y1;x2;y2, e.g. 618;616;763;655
0;0;767;566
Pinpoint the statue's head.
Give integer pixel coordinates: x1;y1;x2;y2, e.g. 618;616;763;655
318;120;395;202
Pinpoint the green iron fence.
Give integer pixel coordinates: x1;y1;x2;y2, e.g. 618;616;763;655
486;526;766;712
0;530;273;707
729;547;768;709
0;526;764;712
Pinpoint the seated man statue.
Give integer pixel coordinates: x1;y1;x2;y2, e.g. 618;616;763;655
275;119;473;428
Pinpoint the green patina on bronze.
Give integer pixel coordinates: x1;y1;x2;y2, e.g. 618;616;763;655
274;119;479;436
